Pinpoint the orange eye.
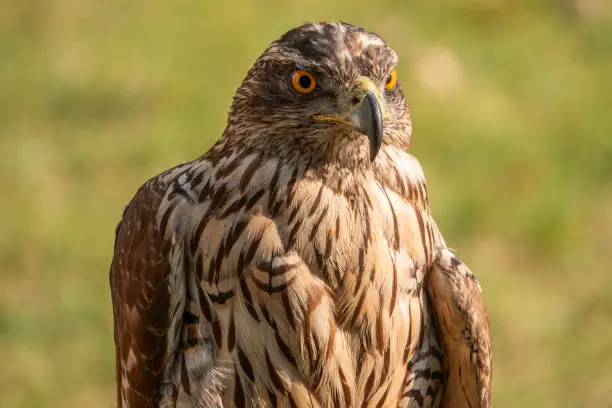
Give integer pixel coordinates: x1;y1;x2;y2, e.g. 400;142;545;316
292;70;316;93
385;68;397;90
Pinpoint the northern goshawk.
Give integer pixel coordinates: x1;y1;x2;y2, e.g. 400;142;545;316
110;22;492;408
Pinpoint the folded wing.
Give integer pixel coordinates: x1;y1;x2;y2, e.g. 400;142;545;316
109;170;187;408
426;248;492;408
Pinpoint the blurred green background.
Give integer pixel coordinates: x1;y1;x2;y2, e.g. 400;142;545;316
2;0;612;407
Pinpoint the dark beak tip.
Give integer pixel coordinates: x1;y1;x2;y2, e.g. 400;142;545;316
363;92;383;162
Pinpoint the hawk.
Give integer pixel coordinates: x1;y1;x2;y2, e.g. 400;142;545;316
110;22;492;408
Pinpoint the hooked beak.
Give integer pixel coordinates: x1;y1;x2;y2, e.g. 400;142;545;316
313;76;384;161
347;90;384;161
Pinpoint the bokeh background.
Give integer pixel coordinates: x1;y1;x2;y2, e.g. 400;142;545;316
2;0;612;407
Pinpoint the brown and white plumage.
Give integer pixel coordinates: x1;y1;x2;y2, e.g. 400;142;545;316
110;22;492;408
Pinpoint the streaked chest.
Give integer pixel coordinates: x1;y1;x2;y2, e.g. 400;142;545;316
164;148;442;406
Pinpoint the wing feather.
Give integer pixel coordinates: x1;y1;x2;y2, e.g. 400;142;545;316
110;172;183;408
426;247;492;408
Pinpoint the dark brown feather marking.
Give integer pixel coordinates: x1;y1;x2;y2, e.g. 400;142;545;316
168;177;194;203
417;182;427;208
256;261;299;277
356;248;366;295
188;168;203;186
335;215;340;238
244;299;260;322
223;220;249;258
376;311;384;353
361;186;373;210
252;275;298;294
260;305;272;326
267;387;278;406
228;315;236;351
213;246;224;281
234;369;246;408
414;209;429;265
309;206;328;241
362;205;371;251
195;253;204;280
414;368;431;379
309;184;325;216
183;310;199;324
381;346;391;380
198;179;212;202
348;288;367;327
221;195;248;218
181;353;191;396
239;155;261;191
271;197;284;218
369;265;376;283
405;389;424;405
198;287;213;321
159;201;177;237
389;258;398;316
207;258;216;285
287;205;300;226
238;348;255;382
286;218;302;249
393;165;406;197
286;166;300;204
426;222;436;264
237;252;246;276
245;189;265;212
207;289;234;305
212;318;222;347
209;184;229;211
240;278;260;322
411;181;420;206
275;331;297;366
243;230;264;266
363;371;376;400
355;348;366;380
431;370;444;382
215;154;244;180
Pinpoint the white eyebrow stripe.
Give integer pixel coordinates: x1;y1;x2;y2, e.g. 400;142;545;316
333;24;352;71
358;32;386;48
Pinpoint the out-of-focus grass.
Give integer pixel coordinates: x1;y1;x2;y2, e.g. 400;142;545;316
1;1;611;407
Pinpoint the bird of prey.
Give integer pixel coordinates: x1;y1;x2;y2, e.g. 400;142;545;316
110;22;492;408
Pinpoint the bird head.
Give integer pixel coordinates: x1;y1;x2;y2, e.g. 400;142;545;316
228;22;411;167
